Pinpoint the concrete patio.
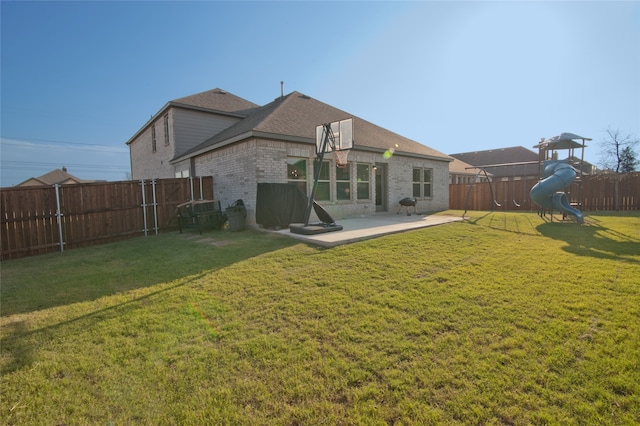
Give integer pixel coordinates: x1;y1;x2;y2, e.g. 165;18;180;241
269;212;464;247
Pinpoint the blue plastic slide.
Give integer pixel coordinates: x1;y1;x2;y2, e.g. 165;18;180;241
529;160;584;224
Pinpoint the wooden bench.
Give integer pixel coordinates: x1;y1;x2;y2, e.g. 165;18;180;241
176;200;226;234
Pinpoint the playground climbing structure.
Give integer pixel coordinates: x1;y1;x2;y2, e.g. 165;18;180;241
530;133;590;224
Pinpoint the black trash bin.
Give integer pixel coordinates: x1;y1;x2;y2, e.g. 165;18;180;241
226;199;246;232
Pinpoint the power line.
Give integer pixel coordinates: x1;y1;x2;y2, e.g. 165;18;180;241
1;137;128;152
1;160;129;171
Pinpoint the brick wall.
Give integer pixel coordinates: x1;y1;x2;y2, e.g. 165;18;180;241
386;156;450;211
129;111;176;180
129;107;243;180
194;137;450;227
195;139;259;220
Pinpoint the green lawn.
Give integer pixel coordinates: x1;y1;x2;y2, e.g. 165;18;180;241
1;211;639;425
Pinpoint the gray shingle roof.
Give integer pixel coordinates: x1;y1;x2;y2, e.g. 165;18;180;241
17;168;91;186
449;158;489;176
449;146;539;168
170;88;259;113
34;168;82;185
449;146;539;178
176;91;451;162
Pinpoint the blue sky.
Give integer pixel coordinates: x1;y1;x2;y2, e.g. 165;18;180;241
1;0;639;186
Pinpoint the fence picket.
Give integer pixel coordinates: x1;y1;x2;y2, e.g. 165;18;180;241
1;177;215;260
450;173;639;212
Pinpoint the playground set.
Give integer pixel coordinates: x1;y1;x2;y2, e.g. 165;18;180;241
463;133;590;224
290;123;591;234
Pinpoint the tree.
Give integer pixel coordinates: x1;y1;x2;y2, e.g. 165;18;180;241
619;146;638;173
598;128;639;210
599;127;639;173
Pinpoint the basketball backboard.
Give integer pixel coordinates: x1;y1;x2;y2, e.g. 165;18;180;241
316;118;353;154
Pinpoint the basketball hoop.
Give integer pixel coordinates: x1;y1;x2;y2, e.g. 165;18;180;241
334;149;350;168
316;118;353;168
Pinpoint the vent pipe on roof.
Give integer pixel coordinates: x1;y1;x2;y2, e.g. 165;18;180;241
280;81;284;98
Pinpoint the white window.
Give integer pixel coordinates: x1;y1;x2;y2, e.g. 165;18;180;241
336;163;351;201
356;164;370;200
413;168;433;198
315;160;330;201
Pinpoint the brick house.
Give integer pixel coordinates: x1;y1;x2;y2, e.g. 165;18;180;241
127;89;259;180
449;146;540;181
127;88;452;226
17;167;98;187
449;158;492;184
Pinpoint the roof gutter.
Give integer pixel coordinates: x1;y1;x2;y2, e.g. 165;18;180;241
355;146;453;162
171;130;313;164
172;132;451;164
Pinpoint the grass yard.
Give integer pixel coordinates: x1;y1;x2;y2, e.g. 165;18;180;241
1;211;639;425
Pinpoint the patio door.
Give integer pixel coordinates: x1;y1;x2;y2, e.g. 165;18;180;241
375;163;388;212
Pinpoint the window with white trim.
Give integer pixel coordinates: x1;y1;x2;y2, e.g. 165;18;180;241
335;163;351;201
413;168;432;198
315;160;330;201
356;164;370;200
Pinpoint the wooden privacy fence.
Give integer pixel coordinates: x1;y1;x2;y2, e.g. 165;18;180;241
1;177;214;260
449;173;640;212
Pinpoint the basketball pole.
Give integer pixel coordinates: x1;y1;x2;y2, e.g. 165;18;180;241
304;123;335;226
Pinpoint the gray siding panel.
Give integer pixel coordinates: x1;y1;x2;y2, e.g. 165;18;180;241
173;108;240;157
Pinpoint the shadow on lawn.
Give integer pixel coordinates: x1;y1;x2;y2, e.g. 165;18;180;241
0;230;299;317
463;211;540;236
536;219;640;263
0;272;209;375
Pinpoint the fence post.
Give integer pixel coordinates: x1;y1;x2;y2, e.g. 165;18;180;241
152;178;158;235
140;180;148;237
199;176;203;200
54;184;64;252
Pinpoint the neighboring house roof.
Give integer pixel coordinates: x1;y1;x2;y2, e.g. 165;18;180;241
126;88;259;145
174;91;452;163
450;146;539;168
17;168;90;187
449;158;490;176
449;146;539;178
